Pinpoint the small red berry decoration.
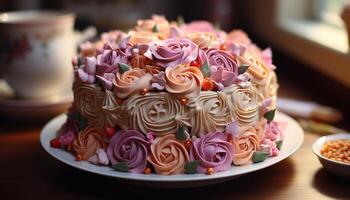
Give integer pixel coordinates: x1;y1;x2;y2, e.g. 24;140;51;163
105;127;116;137
144;167;152;174
190;60;200;67
202;77;215;91
50;138;61;148
76;153;83;161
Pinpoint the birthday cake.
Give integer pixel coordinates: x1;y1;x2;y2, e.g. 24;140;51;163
51;15;286;175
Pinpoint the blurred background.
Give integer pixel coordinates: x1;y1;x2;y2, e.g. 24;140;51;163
0;0;349;126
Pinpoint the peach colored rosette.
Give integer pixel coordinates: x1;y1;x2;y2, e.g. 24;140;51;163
135;14;170;39
148;134;190;175
165;65;204;99
232;120;265;165
73;126;107;160
113;68;153;99
187;32;218;48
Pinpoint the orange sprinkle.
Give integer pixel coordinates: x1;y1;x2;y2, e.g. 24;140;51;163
321;139;350;164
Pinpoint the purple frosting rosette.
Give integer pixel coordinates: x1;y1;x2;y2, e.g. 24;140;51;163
107;130;151;173
190;131;234;173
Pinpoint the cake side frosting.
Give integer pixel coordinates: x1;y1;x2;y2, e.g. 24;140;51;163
53;15;285;175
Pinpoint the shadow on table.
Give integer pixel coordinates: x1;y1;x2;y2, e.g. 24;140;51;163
312;168;350;199
35;155;296;200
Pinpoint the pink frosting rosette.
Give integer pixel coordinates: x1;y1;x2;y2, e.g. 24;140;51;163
107;130;151;173
190;132;234;173
148;134;190;175
148;38;198;68
206;49;239;87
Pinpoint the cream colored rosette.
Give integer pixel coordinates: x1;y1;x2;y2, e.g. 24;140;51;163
100;90;129;129
258;71;279;106
124;92;191;136
165;65;204;99
187;32;218;48
232;120;265;165
73;126;107;160
188;91;234;137
113;68;153;99
73;81;105;127
224;85;259;126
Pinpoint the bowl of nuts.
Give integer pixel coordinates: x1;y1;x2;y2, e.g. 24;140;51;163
312;133;350;177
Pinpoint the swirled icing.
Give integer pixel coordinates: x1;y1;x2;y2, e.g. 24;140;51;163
232;120;265;165
73;126;107;160
237;55;270;86
148;134;190;175
107;130;150;173
188;91;234;137
124;92;190;136
73;81;105;127
187;32;218;48
100;90;129;129
113;68;153;99
224;85;260;126
165;65;204;99
190;131;234;173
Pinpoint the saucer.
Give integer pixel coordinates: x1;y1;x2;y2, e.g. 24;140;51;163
0;80;73;121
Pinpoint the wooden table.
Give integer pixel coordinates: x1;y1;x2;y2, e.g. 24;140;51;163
0;120;349;200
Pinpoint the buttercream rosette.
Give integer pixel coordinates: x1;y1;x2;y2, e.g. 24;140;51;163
148;134;190;175
56;15;286;175
73;126;107;160
72;81;105;127
113;68;153;99
232;120;265;165
224;85;260;126
148;38;198;68
124;92;191;136
188;91;234;137
190;132;234;173
107;130;151;173
165;64;204;99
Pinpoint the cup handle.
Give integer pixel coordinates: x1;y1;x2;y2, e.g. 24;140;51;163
74;26;97;46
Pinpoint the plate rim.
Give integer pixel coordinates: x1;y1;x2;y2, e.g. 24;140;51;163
40;112;304;182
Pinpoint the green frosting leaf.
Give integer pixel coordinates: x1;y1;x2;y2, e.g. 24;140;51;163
185;160;198;174
264;109;276;123
177;15;185;25
175;126;189;141
276;140;283;150
238;64;249;74
252;151;268;163
152;24;159;33
200;61;211;78
112;162;128;172
118;63;130;74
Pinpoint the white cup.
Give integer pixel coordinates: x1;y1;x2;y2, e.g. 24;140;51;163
0;11;78;100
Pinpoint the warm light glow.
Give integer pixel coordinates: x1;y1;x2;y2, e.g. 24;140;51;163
0;13;8;22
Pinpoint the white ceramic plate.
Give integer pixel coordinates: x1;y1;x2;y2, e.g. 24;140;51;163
40;112;304;188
